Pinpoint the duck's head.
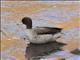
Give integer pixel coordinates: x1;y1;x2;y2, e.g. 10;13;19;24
22;17;32;29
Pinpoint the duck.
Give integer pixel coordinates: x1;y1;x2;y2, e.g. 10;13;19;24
21;17;63;44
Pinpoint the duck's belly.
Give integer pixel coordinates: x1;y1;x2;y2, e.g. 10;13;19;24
30;35;55;44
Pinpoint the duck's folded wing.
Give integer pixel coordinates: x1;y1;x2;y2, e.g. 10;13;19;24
34;27;62;35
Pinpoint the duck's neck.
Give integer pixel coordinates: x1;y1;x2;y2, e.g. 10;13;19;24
26;29;36;41
26;24;32;29
26;26;32;29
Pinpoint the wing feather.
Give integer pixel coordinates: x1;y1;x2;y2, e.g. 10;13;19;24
34;27;62;35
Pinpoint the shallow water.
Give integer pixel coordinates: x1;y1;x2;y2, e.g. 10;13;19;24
1;1;80;60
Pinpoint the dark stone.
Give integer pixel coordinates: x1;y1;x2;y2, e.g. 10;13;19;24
71;49;80;55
